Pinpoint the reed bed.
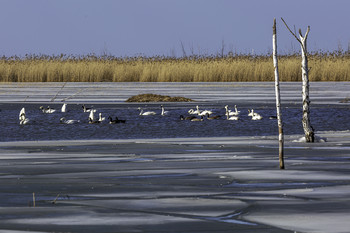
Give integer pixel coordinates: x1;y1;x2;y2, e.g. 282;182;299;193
0;53;349;82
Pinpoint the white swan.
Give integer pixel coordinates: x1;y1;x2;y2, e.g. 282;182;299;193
61;103;67;112
89;110;95;121
99;113;105;122
89;117;101;124
82;104;96;113
19;107;26;121
161;105;169;116
19;108;30;124
138;107;156;115
226;111;239;120
188;105;201;115
20;117;30;125
60;117;79;124
225;105;239;116
250;109;262;120
40;106;56;113
199;109;213;116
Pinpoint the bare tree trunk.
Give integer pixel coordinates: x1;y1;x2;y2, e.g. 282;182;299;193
273;18;285;169
281;18;315;142
299;27;315;142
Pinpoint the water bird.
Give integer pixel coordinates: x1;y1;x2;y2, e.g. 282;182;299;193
250;109;262;120
19;108;30;124
199;109;213;116
138;107;156;115
206;113;221;120
99;113;106;122
40;106;56;113
89;110;95;121
19;107;26;121
191;116;204;121
108;116;126;124
60;117;79;124
160;105;169;116
188;105;201;115
82;104;96;113
61;103;67;112
226;112;239;120
225;105;240;116
180;115;197;121
20;116;30;125
89;117;101;124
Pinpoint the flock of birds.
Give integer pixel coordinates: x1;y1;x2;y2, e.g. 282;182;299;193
18;103;126;125
18;103;265;125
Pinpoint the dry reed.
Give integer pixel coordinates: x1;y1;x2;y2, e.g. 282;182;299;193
0;53;349;82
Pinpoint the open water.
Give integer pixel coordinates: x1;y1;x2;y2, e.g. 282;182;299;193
1;102;349;142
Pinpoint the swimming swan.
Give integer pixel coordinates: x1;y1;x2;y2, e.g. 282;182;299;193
250;109;262;120
89;110;95;121
89;117;101;124
19;107;26;121
19;108;30;124
225;105;240;116
60;117;79;124
161;105;169;116
98;113;105;122
188;105;201;115
226;111;239;120
61;103;67;112
40;106;56;113
138;107;156;115
82;104;96;113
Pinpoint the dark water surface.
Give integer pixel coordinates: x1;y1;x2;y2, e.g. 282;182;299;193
1;102;349;142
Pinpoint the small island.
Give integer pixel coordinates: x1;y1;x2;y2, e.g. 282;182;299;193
126;93;193;102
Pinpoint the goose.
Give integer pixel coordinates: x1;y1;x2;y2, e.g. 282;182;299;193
89;117;101;124
180;115;197;121
60;117;80;124
138;107;156;115
82;104;96;113
61;103;67;112
206;113;221;120
108;116;126;124
191;116;204;122
40;106;56;113
98;113;106;122
19;107;26;121
160;105;169;116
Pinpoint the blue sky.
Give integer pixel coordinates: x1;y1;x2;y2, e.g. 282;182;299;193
0;0;349;57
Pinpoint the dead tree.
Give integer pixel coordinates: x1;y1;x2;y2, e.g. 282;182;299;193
281;18;315;142
273;18;285;169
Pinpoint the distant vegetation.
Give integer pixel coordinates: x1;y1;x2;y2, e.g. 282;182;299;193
126;94;193;102
0;51;349;82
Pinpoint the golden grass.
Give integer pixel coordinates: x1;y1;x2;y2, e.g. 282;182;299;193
0;53;349;82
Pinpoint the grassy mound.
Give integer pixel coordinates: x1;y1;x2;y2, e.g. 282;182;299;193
126;94;193;102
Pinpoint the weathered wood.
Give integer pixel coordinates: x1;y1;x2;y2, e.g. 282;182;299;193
281;18;315;143
273;18;285;169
